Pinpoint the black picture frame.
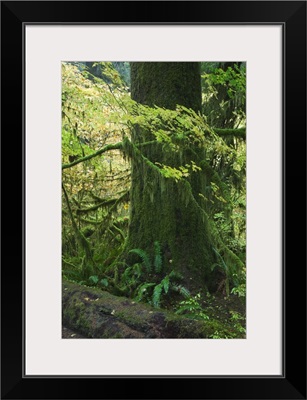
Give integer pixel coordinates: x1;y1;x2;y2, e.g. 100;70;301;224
1;1;306;399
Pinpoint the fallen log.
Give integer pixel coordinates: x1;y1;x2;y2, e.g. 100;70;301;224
62;280;228;338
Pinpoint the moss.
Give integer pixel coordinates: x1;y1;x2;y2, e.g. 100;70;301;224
162;312;232;338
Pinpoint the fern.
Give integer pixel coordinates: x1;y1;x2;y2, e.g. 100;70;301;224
152;283;163;307
129;242;163;274
153;241;163;273
171;283;190;298
152;275;170;308
169;270;183;281
126;243;191;308
129;248;151;272
121;265;134;283
175;293;210;321
125;263;142;280
161;275;170;294
135;282;155;302
133;263;142;279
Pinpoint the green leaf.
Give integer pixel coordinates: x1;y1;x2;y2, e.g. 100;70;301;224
152;283;163;308
100;278;108;287
88;275;99;284
129;248;151;272
161;275;170;294
135;282;155;302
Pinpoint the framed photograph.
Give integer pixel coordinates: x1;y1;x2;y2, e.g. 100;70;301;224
1;1;306;399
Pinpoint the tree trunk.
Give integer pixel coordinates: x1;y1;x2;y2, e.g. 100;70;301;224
126;62;215;292
62;280;228;338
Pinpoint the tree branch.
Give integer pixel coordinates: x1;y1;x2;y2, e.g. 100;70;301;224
76;191;129;214
62;142;124;170
213;128;246;139
62;139;157;170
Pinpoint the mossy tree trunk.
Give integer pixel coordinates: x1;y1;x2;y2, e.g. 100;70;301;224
126;62;216;291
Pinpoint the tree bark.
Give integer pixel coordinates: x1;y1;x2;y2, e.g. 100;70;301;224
126;62;215;291
62;280;227;338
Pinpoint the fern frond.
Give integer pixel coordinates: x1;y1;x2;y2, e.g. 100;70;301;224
135;282;155;302
129;248;151;272
152;283;163;308
121;265;133;282
169;270;183;281
171;283;190;298
153;241;162;273
161;275;170;294
133;263;142;279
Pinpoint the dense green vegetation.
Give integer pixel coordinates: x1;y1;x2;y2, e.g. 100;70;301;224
62;61;246;338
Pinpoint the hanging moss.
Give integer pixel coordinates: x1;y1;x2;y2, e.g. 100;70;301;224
62;183;95;277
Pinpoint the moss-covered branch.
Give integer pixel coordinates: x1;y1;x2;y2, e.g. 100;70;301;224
62;184;94;275
62;142;124;170
76;191;129;215
62;139;157;170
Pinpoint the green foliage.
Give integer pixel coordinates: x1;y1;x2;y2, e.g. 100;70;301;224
209;330;232;339
100;278;109;287
230;266;246;301
207;65;246;99
117;243;190;308
209;310;246;338
201;62;246;129
135;282;156;301
129;241;162;274
62;61;131;284
134;272;190;308
128;103;213;153
128;248;151;272
170;284;190;299
231;283;246;298
152;283;164;308
88;275;99;285
229;310;246;334
155;162;202;183
211;246;246;297
176;293;209;320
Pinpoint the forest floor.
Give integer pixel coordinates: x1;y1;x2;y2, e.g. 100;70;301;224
201;293;246;334
165;291;246;335
204;292;245;321
62;326;86;338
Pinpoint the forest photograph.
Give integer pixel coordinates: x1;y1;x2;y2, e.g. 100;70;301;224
62;61;246;339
